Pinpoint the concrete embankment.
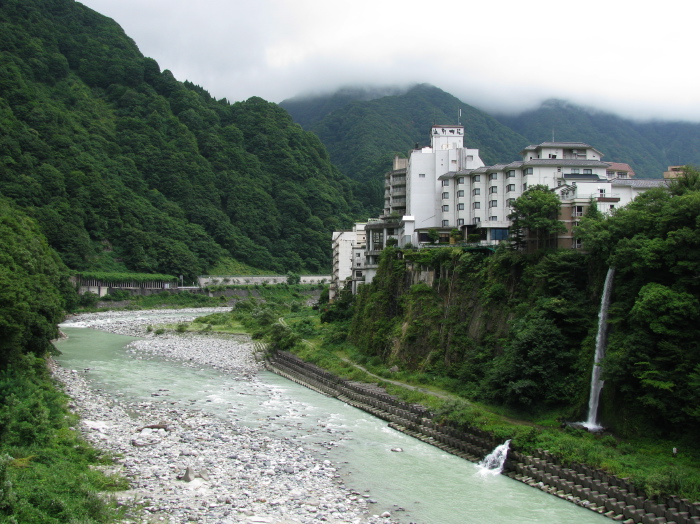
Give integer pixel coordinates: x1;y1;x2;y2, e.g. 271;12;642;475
266;350;700;524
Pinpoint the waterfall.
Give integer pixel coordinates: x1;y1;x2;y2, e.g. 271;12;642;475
584;266;616;430
477;439;511;476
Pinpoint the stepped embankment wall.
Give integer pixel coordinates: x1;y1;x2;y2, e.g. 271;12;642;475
266;351;700;524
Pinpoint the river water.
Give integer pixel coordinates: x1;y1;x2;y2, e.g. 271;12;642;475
55;318;607;524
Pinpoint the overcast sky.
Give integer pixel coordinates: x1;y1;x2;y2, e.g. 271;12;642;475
78;0;700;122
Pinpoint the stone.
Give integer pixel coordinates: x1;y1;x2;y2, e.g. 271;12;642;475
182;466;196;482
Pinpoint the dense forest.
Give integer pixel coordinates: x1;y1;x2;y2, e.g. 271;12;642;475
340;172;700;438
0;0;365;279
282;87;700;212
281;84;529;210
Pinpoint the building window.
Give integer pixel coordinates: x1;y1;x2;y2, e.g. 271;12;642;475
573;238;583;249
442;220;449;227
457;177;465;184
457;190;465;197
419;173;426;178
458;203;465;210
507;198;515;207
506;170;515;178
473;175;481;182
473;188;480;195
524;168;533;175
523;183;527;191
355;270;363;277
610;205;615;211
489;173;498;181
549;154;557;159
442;192;449;199
473;202;481;209
457;218;464;226
473;217;481;223
584;169;592;174
489;216;498;221
573;205;584;217
489;186;498;194
506;184;515;192
489;200;498;208
466;155;473;161
442;205;449;212
492;228;509;240
599;188;606;197
442;180;449;186
571;168;580;174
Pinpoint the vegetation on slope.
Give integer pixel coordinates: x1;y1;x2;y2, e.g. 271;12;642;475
0;0;363;278
282;84;529;210
0;199;126;523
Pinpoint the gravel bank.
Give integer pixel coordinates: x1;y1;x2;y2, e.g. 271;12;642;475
54;310;397;524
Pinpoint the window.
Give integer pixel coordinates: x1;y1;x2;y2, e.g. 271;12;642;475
457;190;465;197
442;220;449;227
473;217;481;223
506;184;515;192
506;198;515;207
442;192;449;199
457;218;464;226
524;168;533;175
466;155;473;161
442;205;449;212
489;216;498;221
599;189;606;197
489;200;498;208
549;154;557;159
573;238;583;249
523;183;527;191
472;188;481;196
473;202;481;209
457;177;465;184
419;173;426;178
489;173;498;181
492;228;509;240
583;169;592;175
610;205;615;211
489;186;498;194
571;169;580;174
457;203;465;210
506;170;515;178
442;180;449;186
473;175;481;182
573;205;584;217
355;270;363;277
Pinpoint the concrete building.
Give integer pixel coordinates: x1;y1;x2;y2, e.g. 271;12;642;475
330;223;366;301
347;126;666;288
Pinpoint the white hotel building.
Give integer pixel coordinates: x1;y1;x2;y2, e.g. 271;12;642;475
331;125;666;291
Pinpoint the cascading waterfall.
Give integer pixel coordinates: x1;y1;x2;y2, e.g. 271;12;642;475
583;266;616;430
477;439;511;476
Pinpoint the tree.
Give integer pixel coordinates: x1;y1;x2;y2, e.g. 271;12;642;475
508;185;566;251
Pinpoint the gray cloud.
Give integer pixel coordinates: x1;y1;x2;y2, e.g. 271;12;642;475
79;0;700;122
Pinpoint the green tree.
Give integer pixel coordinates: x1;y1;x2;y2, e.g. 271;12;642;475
508;185;566;251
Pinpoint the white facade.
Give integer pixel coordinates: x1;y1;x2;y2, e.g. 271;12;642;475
348;128;666;287
330;223;366;300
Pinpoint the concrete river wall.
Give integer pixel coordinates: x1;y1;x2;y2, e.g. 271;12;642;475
266;350;700;524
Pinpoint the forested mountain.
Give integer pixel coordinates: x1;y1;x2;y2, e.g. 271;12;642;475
0;0;363;278
281;85;529;210
282;88;700;212
494;99;700;178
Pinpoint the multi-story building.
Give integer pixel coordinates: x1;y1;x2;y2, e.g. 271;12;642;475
329;223;366;301
347;126;666;288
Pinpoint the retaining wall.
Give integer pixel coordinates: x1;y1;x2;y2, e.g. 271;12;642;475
265;351;700;524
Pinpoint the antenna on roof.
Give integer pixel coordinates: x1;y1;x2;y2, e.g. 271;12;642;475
458;108;462;126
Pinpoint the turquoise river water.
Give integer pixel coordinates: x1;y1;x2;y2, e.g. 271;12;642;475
55;322;608;524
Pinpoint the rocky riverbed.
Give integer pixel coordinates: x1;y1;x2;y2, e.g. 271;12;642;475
54;309;399;524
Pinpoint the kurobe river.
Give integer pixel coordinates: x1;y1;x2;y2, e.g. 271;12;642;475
56;311;608;524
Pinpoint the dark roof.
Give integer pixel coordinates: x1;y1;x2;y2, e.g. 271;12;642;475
563;174;604;181
612;179;667;188
522;159;609;168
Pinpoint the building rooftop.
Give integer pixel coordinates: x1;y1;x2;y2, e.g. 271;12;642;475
612;179;667;188
523;159;609;168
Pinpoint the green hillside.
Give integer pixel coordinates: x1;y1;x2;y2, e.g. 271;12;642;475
494;99;700;178
281;84;530;211
0;0;363;278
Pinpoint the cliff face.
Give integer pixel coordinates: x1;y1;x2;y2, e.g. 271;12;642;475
349;247;601;415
